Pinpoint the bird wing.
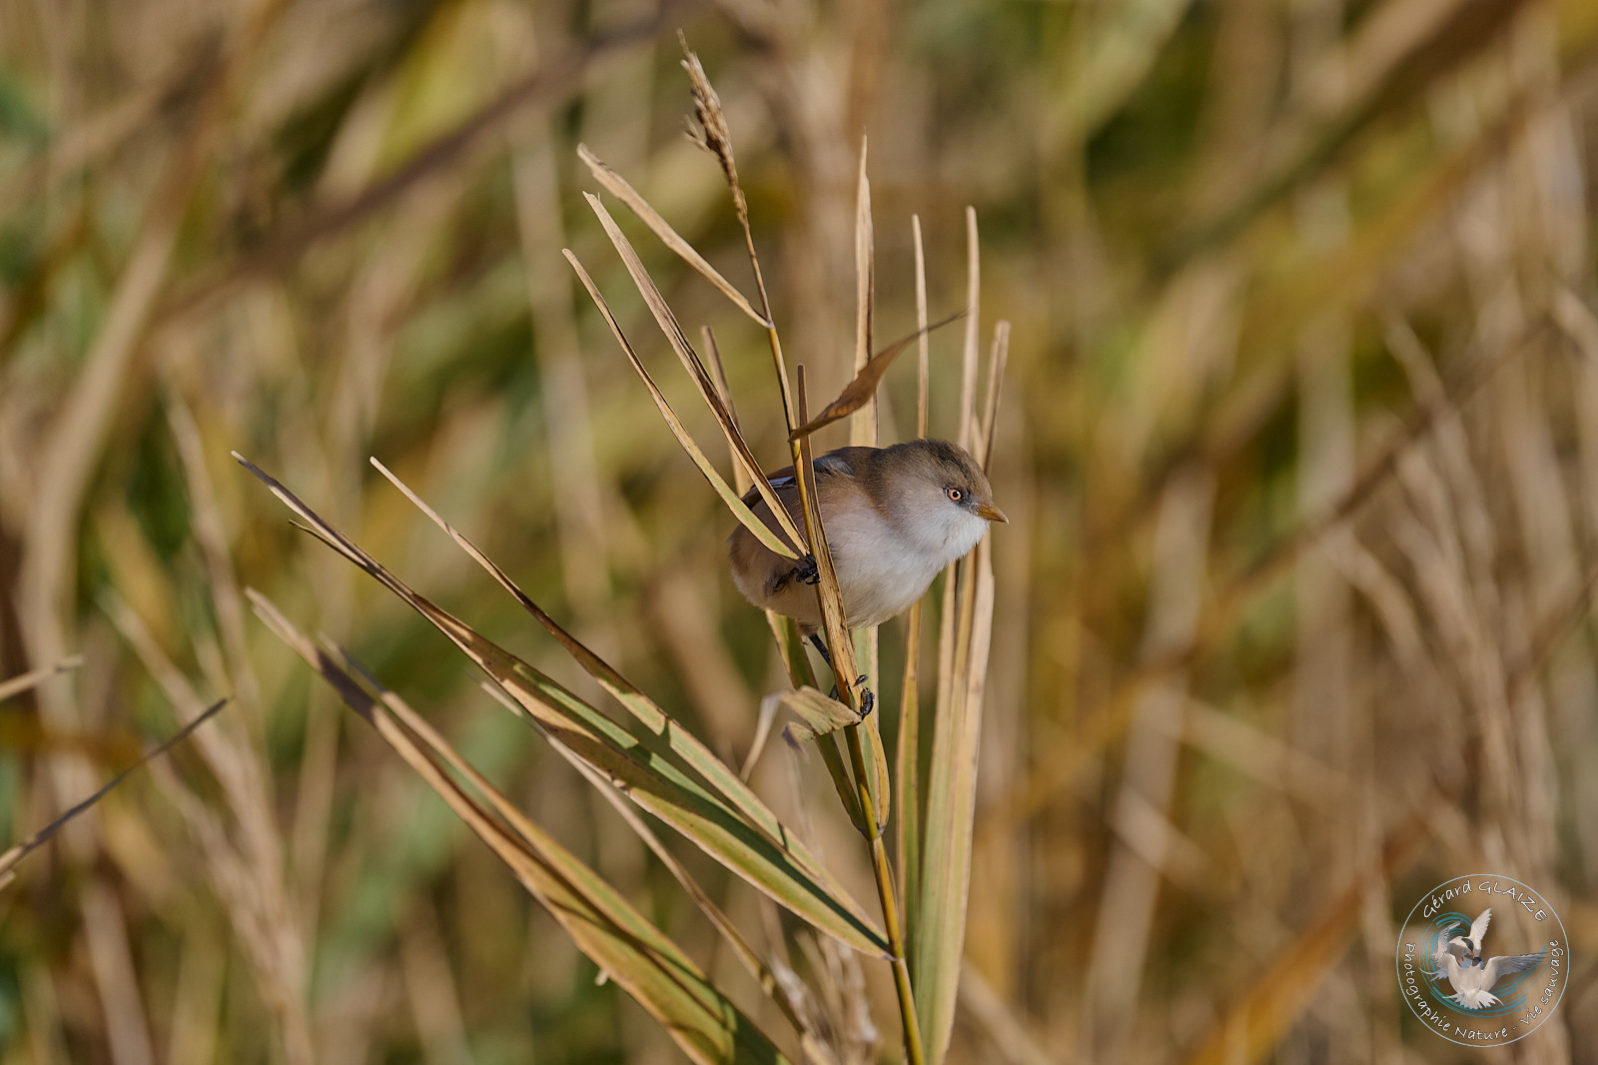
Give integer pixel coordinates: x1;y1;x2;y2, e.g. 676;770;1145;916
741;448;872;505
1469;908;1493;949
1483;952;1544;986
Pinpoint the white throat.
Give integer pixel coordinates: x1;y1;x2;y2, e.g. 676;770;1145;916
916;506;990;569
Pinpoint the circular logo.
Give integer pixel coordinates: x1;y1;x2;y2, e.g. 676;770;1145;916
1395;873;1567;1047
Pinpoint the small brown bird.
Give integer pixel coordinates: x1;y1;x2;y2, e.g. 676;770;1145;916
728;438;1006;639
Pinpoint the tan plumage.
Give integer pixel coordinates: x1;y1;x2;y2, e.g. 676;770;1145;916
728;439;1006;634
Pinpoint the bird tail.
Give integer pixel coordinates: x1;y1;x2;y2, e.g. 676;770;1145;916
1451;989;1501;1010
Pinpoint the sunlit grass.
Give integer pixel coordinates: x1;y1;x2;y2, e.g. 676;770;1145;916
2;1;1597;1063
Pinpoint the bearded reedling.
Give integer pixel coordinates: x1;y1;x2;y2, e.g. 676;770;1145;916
729;439;1006;712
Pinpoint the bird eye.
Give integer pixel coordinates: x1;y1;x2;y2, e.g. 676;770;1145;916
945;486;963;502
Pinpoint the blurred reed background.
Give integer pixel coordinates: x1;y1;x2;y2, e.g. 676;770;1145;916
3;0;1598;1062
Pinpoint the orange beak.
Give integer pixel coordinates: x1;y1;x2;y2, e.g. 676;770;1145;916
975;502;1009;524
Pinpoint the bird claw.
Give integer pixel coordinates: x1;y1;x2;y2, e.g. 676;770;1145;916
827;676;874;719
795;554;820;585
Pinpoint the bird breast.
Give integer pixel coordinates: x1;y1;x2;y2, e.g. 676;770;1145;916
826;502;950;629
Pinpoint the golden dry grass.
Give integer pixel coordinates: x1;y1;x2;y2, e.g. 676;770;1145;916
3;1;1598;1063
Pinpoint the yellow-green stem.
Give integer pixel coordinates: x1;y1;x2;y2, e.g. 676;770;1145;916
844;722;925;1065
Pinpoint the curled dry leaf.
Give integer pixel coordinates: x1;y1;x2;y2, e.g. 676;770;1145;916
789;312;966;443
777;687;862;746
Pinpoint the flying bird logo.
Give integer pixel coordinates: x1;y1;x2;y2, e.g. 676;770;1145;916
1428;907;1546;1010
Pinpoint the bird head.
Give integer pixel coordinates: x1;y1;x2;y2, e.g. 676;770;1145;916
874;439;1007;561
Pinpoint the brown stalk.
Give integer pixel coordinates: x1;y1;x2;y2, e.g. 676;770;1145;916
793;373;925;1065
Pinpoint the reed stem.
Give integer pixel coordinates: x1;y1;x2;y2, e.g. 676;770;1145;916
790;371;925;1065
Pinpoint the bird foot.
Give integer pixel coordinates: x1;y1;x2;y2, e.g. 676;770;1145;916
795;554;820;585
826;676;874;719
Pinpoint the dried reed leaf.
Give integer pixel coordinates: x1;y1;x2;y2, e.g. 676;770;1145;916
778;687;861;745
234;453;888;956
704;327;744;454
913;537;996;1063
247;595;793;1065
847;141;891;834
850;140;876;449
912;215;931;439
476;677;770;988
573;203;807;554
564;248;802;560
958;207;981;449
862;718;891;835
581;191;802;539
774;688;872;835
896;215;933;931
788;312;965;443
739;696;779;781
977;323;1010;470
577;144;769;327
912;278;1004;1065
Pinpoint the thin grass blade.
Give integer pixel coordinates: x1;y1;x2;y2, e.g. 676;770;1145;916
914;538;996;1063
977;323;1010;470
564;249;801;560
0;698;227;889
234;454;888;956
248;594;794;1065
581;194;807;554
958;208;981;449
578;144;769;327
365;458;844;878
897;215;933;927
473;677;803;1032
912;270;1005;1060
850;139;876;449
